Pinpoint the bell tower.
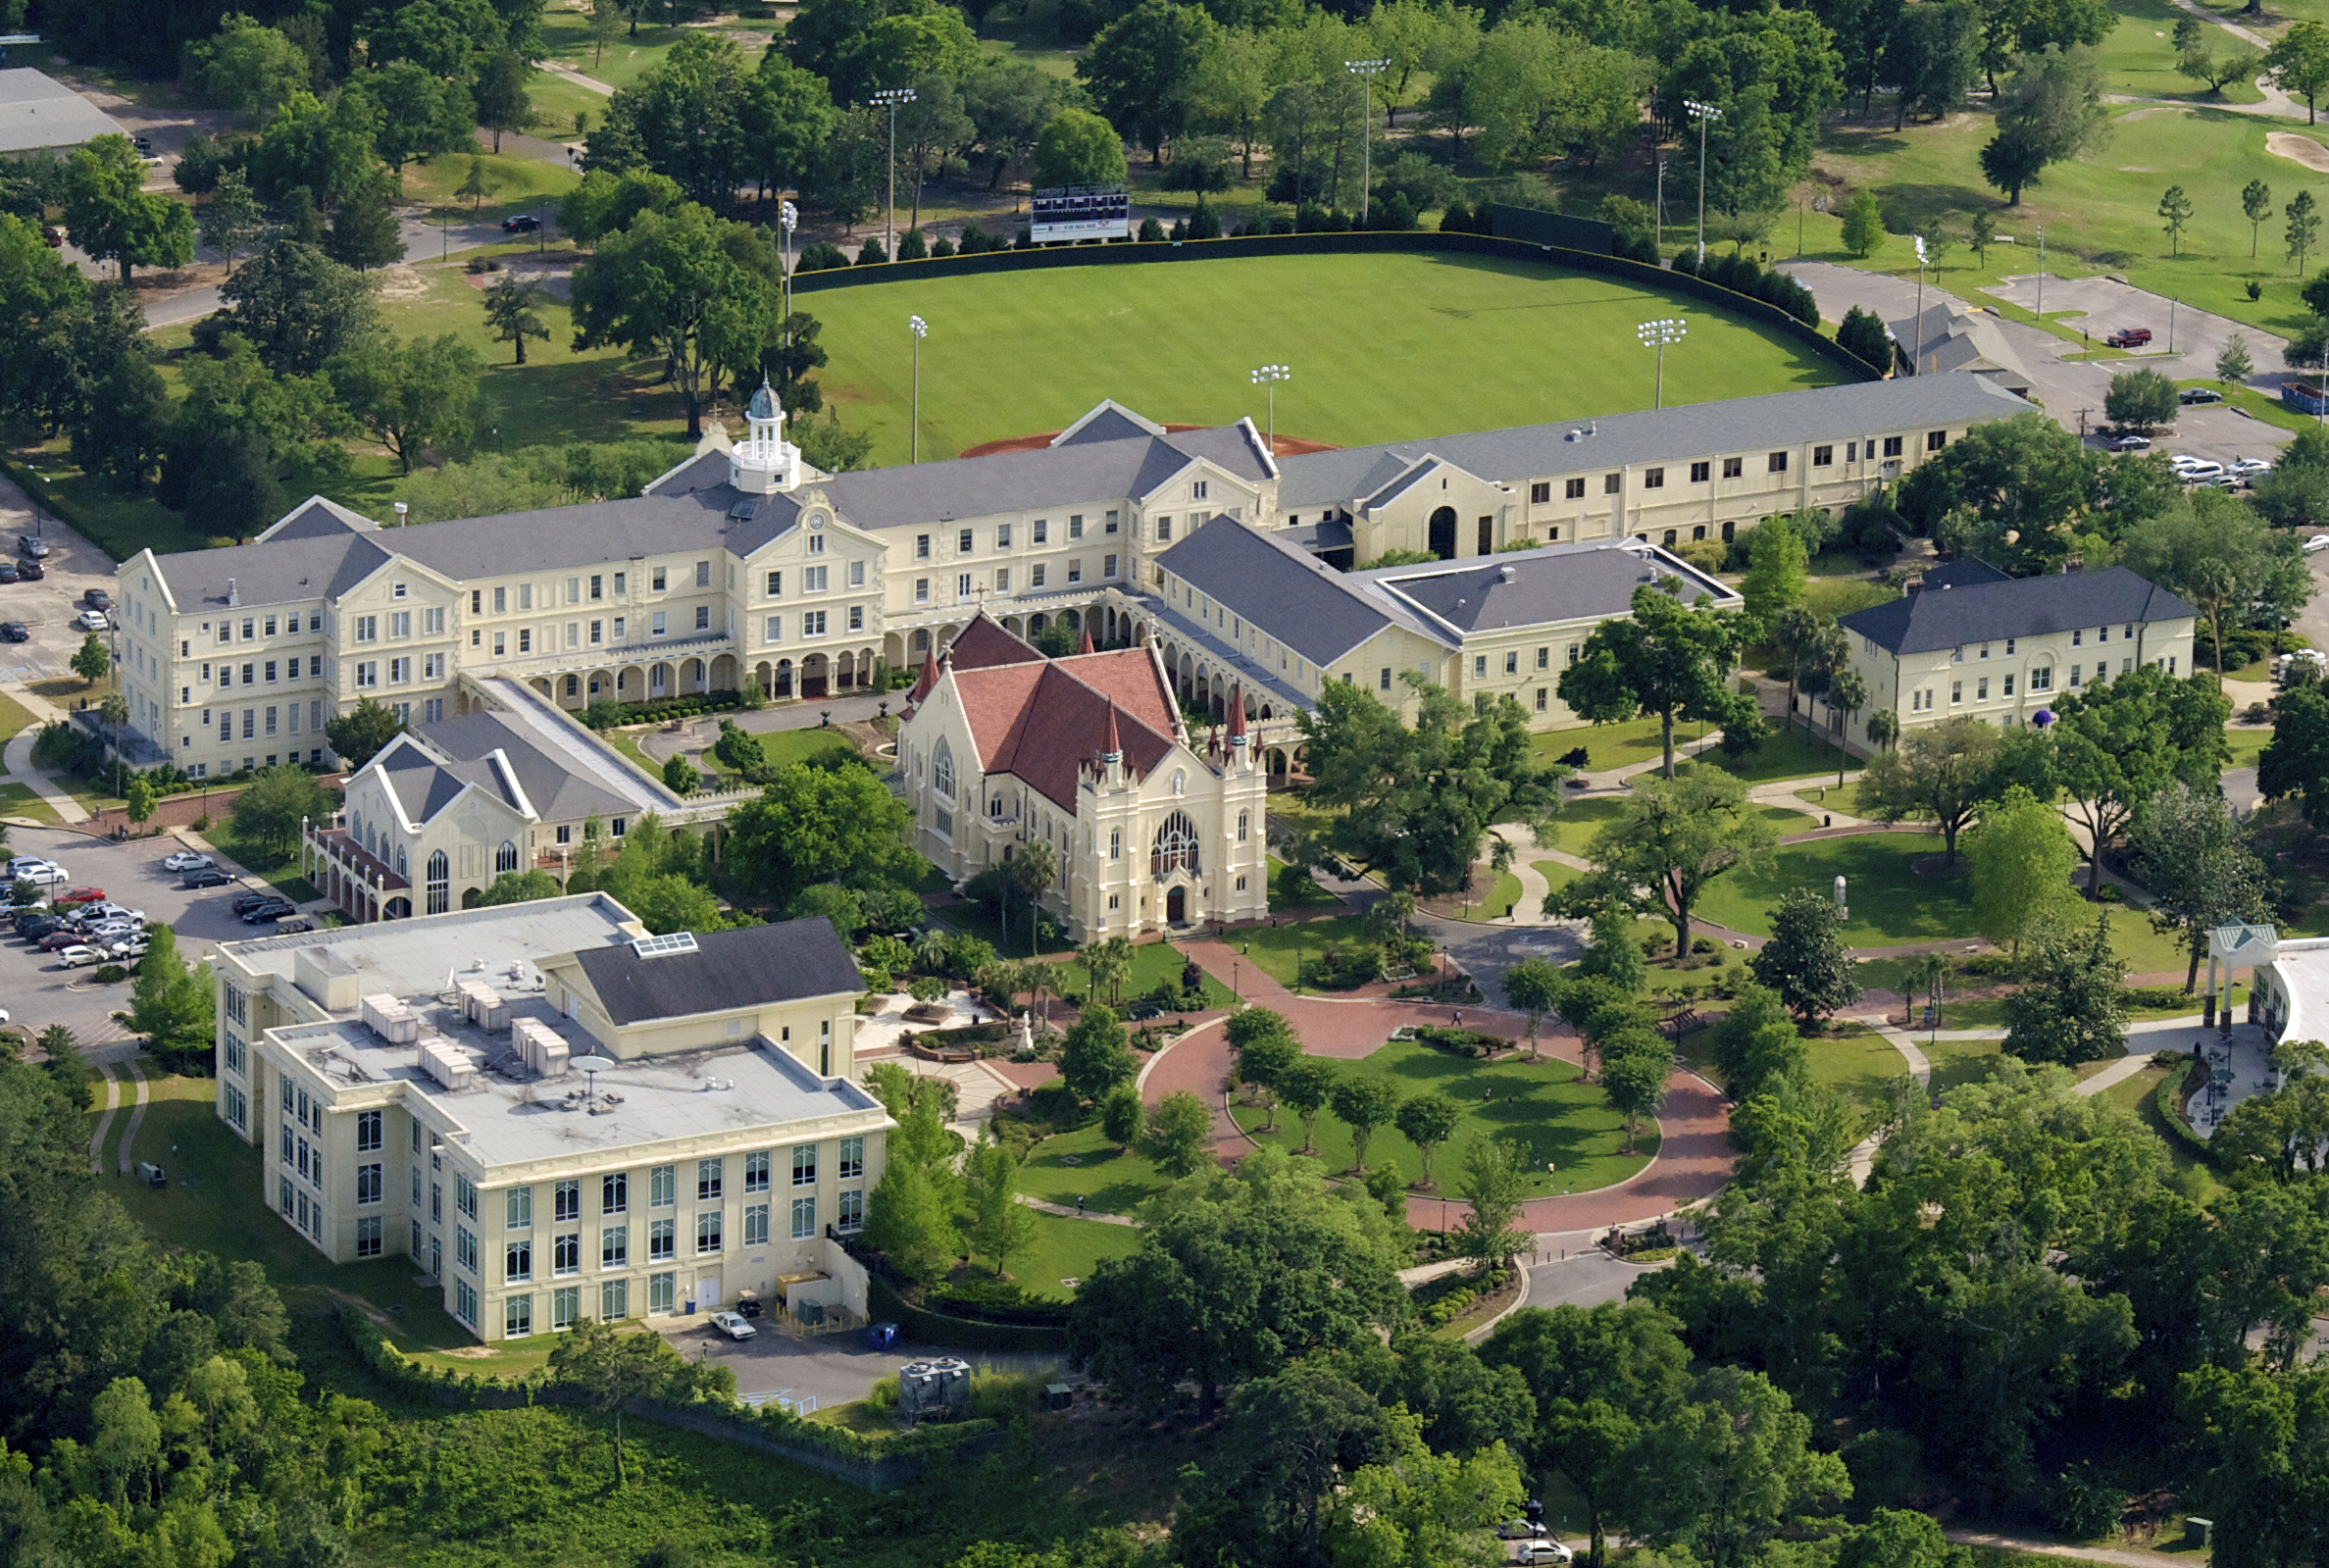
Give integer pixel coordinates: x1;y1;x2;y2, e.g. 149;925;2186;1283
729;379;803;494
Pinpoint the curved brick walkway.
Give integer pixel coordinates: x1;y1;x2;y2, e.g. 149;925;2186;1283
1148;935;1737;1235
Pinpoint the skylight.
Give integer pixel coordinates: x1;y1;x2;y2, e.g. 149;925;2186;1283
631;932;699;959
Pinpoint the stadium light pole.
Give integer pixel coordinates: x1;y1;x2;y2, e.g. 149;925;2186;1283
871;87;916;263
1250;364;1291;454
1637;319;1685;409
1685;98;1721;265
1346;59;1388;225
780;198;798;324
909;314;929;464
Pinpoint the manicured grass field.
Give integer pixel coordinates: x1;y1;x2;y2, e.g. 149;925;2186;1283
1041;937;1237;1010
1230;1039;1657;1192
1236;913;1372;988
1017;1120;1178;1216
802;251;1848;467
2226;724;2275;768
1541;796;1817;857
1804;1026;1921;1109
1009;1209;1145;1298
1698;832;1981;947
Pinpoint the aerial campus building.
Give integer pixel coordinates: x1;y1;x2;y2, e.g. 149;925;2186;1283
213;898;889;1342
106;373;2030;786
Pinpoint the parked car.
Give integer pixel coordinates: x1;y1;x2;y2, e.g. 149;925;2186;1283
53;945;103;969
273;918;314;935
136;1161;165;1187
74;610;108;632
182;866;233;888
0;622;25;642
15;918;62;941
2179;460;2227;481
103;937;150;960
707;1310;757;1340
2180;386;2223;405
39;224;61;248
1510;1544;1573;1566
83;902;144;924
82;587;110;609
501;213;540;232
53;887;105;906
161;850;213;873
2305;534;2329;555
2234;457;2275;478
19;535;49;559
2107;433;2152;451
40;929;94;951
12;863;69;887
17;560;45;582
232;890;280;914
240;901;296;924
0;562;21;584
2105;327;2153;347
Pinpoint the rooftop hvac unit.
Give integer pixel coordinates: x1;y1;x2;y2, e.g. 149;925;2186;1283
458;980;509;1033
898;1357;973;1421
360;993;418;1043
418;1037;475;1090
512;1016;569;1079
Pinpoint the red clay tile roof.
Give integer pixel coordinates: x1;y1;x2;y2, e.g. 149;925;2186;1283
951;648;1180;814
941;611;1042;673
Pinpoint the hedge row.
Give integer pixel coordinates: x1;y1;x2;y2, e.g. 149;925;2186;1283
2152;1054;2220;1168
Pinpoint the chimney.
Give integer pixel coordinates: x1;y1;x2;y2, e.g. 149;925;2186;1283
226;578;238;607
1903;573;1924;596
1498;564;1518;582
392;501;409;526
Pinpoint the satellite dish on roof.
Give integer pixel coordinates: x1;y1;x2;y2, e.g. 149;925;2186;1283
571;1055;620;1103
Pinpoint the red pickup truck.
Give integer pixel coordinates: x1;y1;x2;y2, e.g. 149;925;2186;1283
2104;327;2153;347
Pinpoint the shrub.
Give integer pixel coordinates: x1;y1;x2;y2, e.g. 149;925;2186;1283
93;964;127;984
2124;984;2197;1009
1411;1025;1509;1057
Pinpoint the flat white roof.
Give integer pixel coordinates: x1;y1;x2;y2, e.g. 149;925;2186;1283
0;69;122;153
224;892;640;1001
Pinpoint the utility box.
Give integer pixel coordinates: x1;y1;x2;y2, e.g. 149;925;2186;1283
1043;1383;1073;1412
2186;1519;2213;1547
898;1357;972;1422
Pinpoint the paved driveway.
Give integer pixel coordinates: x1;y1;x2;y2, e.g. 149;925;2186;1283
663;1317;1066;1406
0;825;279;1056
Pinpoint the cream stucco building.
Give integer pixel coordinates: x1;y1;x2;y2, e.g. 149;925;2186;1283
899;615;1269;938
107;374;2024;781
213;897;888;1342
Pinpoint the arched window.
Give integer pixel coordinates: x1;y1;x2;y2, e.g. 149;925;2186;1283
496;840;519;873
933;737;955;800
1238;810;1248;843
1151;811;1200;877
395;845;408;879
427;850;450;915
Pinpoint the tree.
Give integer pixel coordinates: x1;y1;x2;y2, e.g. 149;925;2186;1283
1858;715;2001;863
1278;1056;1337;1154
477;868;562;905
2002;913;2127;1065
61;135;196;285
742;51;841;204
1501;955;1564;1058
1770;608;1848;739
2159;184;2195;256
1590;768;1780;956
583;31;762;211
1840;188;1885;257
1174;1361;1394;1568
2123;493;2306;684
2269;21;2329;123
1559;581;1753;778
558;168;683;245
2047;663;2231;893
1886;0;1982;127
1709;983;1810;1101
1979;45;2108;204
71;631;109;687
198;169;264;266
1068;1146;1406;1414
1741;516;1808;631
1298;672;1555;896
588;0;625;67
547;1320;687;1488
229;765;331;865
1483;1302;1695;1568
475;50;533;154
127;924;215;1067
186;15;313;121
965;1136;1038;1276
1835;304;1892;373
2130;783;2277;990
2293;189;2322;271
327;333;482;473
2220;332;2255;387
1101;1081;1144;1147
570;202;780;437
325;698;404;769
1331;1074;1402;1172
220;237;381;377
1577;906;1650;993
2262;683;2329;827
1060;1003;1137;1104
1078;0;1221;166
2105;367;2180;432
456;157;499;214
2246;178;2274;257
1454;1136;1533;1273
1969;206;1996;267
2180;1362;2329;1568
1749;888;1862;1029
724;758;918;907
1633;1365;1853;1568
1145;1089;1216;1178
1966;784;2081;953
1082;936;1136;1011
1395;1091;1461;1188
1600;1028;1673;1153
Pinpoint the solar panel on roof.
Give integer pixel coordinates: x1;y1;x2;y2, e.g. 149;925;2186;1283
630;932;699;958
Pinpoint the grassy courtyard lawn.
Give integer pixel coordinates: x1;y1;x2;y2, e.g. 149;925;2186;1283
0;783;62;825
1697;833;1977;948
1007;1209;1146;1298
1437;867;1523;922
1543;797;1814;858
1795;780;1877;818
1533;715;1699;772
802;251;1845;467
1805;1025;1921;1110
2226;725;2274;768
932;897;1076;958
1230;1039;1656;1192
1696;725;1860;785
1016;1121;1176;1216
0;688;35;768
1237;913;1373;988
1045;938;1236;1010
1267;855;1340;911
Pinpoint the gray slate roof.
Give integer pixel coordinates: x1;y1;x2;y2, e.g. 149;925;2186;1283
422;710;644;822
1367;541;1740;633
1275;373;2031;509
1839;565;2195;655
571;918;864;1026
0;70;120;153
1156;517;1431;664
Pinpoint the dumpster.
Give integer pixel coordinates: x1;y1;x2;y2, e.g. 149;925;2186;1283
869;1321;898;1350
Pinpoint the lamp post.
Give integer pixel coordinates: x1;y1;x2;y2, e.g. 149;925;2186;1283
908;313;928;463
1250;363;1291;454
1911;233;1928;374
780;198;798;325
1345;58;1388;224
1685;98;1721;264
1636;318;1686;409
1654;157;1665;249
871;86;916;263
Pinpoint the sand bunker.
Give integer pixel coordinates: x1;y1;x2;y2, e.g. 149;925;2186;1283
2269;131;2329;173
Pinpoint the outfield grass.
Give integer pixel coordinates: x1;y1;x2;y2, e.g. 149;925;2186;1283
1230;1038;1657;1191
802;251;1848;467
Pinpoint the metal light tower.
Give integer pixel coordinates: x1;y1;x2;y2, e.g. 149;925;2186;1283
1685;98;1721;264
871;86;916;263
780;198;798;324
909;313;929;464
1250;363;1291;454
1912;233;1928;374
1346;58;1389;224
1637;318;1686;409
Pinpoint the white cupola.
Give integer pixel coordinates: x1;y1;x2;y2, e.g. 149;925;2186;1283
729;378;803;494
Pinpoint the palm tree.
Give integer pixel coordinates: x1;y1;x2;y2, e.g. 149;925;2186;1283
1009;841;1058;956
1866;709;1900;754
912;926;952;977
481;275;551;366
1828;669;1868;786
1081;939;1132;1012
100;689;129;797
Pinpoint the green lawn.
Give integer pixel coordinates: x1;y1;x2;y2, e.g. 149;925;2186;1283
401;151;582;227
1534;714;1711;773
1016;1120;1178;1216
1007;1209;1145;1297
1691;724;1860;785
1237;913;1374;988
800;251;1846;467
0;688;35;772
1795;781;1878;817
1543;797;1815;858
0;782;62;825
1230;1038;1658;1192
1043;937;1237;1009
1697;833;1978;947
2226;725;2274;768
534;9;775;94
1439;867;1523;922
1802;577;1901;622
1804;1025;1922;1110
1267;854;1340;911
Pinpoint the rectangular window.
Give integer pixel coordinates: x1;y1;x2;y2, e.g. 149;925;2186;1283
456;1173;478;1220
1950;681;1961;705
650;1217;675;1260
792;1143;817;1186
744;1203;769;1246
505;1293;532;1338
1474;654;1488;679
1603;472;1622;494
1564;478;1586;499
697;1159;723;1202
696;1211;723;1254
1504;650;1518;675
765;616;781;641
356;1215;381;1256
1104;553;1119;579
1536;687;1548;712
997;524;1012;548
553;1286;580;1331
804;610;826;635
554;1179;581;1224
601;1279;629;1322
1977;677;1989;700
958;573;973;596
1883;436;1904;457
649;1273;675;1314
2005;674;2017;695
602;1225;629;1269
1927;430;1948;452
790;1197;816;1239
651;611;667;636
696;560;711;588
651;1165;675;1207
1156;517;1173;541
1723;457;1745;479
652;567;668;591
456;1226;476;1275
958;528;974;554
804;565;828;592
357;1163;382;1204
1644;467;1665;488
553;1233;580;1276
1380;668;1392;691
590;575;603;600
2070;664;2084;687
506;1186;532;1229
916;533;932;559
455;1281;476;1327
1813;445;1833;467
430;1183;441;1222
1027;567;1043;589
1690;461;1711;482
505;1238;532;1284
2031;666;2053;691
765;570;782;596
603;1172;628;1214
1530;481;1551;503
745;1150;771;1192
356;1109;381;1151
837;1189;864;1232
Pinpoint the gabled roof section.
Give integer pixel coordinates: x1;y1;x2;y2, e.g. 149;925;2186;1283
1839;565;2195;655
257;495;379;544
570;919;865;1027
1158;518;1444;665
1053;399;1167;446
1363;455;1455;511
941;610;1044;672
420;709;644;823
1367;541;1740;635
642;448;736;498
952;649;1181;813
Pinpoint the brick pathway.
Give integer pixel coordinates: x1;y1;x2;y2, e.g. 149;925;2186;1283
1147;936;1738;1236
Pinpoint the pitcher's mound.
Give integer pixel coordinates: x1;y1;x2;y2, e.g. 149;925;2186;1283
960;425;1340;458
2269;131;2329;173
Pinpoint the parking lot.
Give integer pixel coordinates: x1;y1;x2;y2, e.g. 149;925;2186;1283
0;473;127;689
0;826;289;1051
663;1313;1066;1409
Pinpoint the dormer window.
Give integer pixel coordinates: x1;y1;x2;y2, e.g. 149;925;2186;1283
1192;481;1208;500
